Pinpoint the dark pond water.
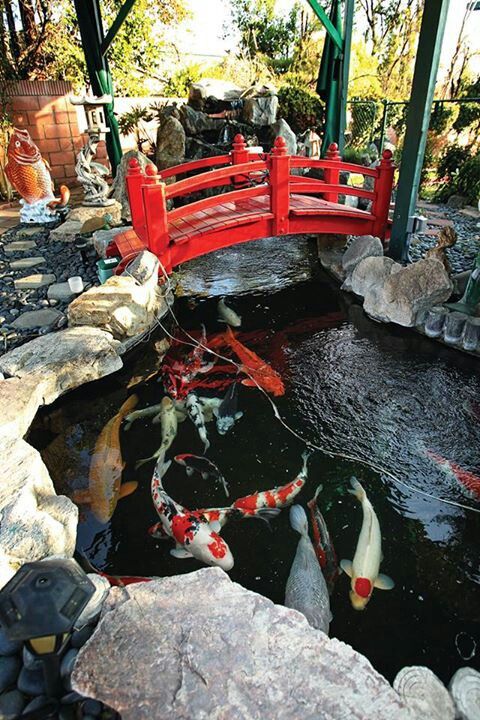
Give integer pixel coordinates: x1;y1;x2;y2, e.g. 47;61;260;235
29;253;480;686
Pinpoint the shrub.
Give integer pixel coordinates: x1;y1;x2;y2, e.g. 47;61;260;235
455;154;480;205
277;84;324;134
437;145;471;181
163;63;203;98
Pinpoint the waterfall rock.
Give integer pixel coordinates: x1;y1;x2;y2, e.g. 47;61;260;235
0;375;45;443
188;80;242;110
342;235;384;275
155;115;186;171
178;105;224;136
72;568;410;720
243;95;278;126
363;259;453;327
68;275;167;340
109;151;154;222
348;256;402;297
270;118;297;155
92;225;133;258
0;327;122;405
0;439;78;589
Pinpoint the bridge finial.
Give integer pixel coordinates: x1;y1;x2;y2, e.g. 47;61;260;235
127;158;141;175
326;142;340;160
273;135;287;156
381;148;394;165
232;134;246;150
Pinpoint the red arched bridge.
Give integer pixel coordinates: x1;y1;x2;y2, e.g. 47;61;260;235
110;135;395;274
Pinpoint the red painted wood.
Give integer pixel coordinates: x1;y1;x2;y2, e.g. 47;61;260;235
123;135;396;275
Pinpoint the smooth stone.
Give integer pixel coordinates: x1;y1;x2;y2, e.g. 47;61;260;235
67;202;122;226
121;250;159;287
22;645;42;671
0;689;26;719
17;665;45;696
70;625;94;649
3;241;37;254
9;257;46;270
48;221;83;244
47;282;75;303
61;691;82;705
11;308;64;330
21;696;50;714
73;575;110;629
16;227;39;238
14;274;56;291
59;707;75;720
342;235;383;274
0;656;21;692
8;309;19;317
0;627;22;657
82;699;102;715
60;649;78;679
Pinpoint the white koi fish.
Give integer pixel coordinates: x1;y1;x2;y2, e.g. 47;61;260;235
186;392;210;452
340;478;394;610
135;396;178;468
217;297;241;327
285;505;332;634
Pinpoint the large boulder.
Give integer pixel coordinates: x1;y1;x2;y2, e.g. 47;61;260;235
270;118;297;155
0;439;78;588
72;568;410;720
109;151;155;222
67;201;122;226
349;256;402;297
0;375;46;443
188;80;242;111
243;95;278;126
0;327;122;405
155;115;186;171
363;258;453;327
68;273;167;340
342;235;384;275
178;105;224;136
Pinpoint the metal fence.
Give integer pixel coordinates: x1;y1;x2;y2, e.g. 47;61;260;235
345;98;480;158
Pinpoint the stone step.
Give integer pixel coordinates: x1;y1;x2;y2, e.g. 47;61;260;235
3;240;38;254
14;274;56;290
11;308;65;330
9;256;46;270
47;282;75;302
16;227;41;237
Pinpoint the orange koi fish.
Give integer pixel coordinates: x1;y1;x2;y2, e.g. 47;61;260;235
221;325;285;396
426;450;480;500
5;128;69;206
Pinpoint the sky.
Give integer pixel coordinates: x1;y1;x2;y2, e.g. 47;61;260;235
173;0;480;80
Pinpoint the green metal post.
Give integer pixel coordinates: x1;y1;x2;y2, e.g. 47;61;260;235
305;0;343;50
389;0;450;262
338;0;354;153
101;0;137;56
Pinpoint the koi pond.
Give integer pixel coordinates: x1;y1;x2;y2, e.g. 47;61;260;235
29;260;480;686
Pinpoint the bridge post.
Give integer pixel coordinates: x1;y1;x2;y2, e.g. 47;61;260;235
323;143;340;203
142;164;171;271
231;134;249;188
126;158;147;241
270;136;290;235
372;149;395;242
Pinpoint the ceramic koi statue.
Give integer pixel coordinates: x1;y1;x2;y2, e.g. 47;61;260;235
5;128;69;223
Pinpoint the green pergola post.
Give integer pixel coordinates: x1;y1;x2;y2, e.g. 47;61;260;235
389;0;450;262
338;0;354;152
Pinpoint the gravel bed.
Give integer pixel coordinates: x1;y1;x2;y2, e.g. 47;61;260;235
410;203;480;274
0;222;101;356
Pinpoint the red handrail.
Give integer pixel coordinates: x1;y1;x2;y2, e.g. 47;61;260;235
158;154;231;181
165;159;268;200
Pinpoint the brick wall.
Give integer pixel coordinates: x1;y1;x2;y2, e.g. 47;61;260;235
5;80;109;188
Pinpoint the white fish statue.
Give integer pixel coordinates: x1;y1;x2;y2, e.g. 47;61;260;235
285;504;332;634
217;297;241;327
340;478;394;610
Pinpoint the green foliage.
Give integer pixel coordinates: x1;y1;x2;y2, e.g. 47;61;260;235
437;145;471;181
342;147;366;164
229;0;300;63
455;154;480;205
163;64;203;98
277;83;323;134
429;102;458;134
348;100;378;149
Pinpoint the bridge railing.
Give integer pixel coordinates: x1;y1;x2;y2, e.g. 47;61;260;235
126;134;395;263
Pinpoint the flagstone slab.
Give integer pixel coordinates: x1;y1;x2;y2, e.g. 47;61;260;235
14;274;56;290
3;241;37;254
9;256;46;270
11;309;64;330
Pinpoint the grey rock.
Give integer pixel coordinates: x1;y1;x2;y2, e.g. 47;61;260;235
72;568;409;720
363;259;453;327
60;648;78;679
270;118;296;155
21;695;50;714
9;309;19;317
82;699;102;716
463;317;480;352
17;666;45;696
11;308;64;330
121;250;159;287
47;283;75;303
0;656;21;692
93;226;133;259
348;256;401;297
67;203;122;226
0;627;22;657
342;235;383;274
3;241;37;255
70;625;94;649
22;646;42;671
155;116;186;171
109;150;154;222
39;299;49;307
393;665;454;720
0;375;46;444
48;220;84;243
61;691;82;705
0;326;122;406
178;104;224;135
15;227;39;238
73;575;110;630
188;80;242;110
9;256;46;270
14;274;56;291
0;689;26;719
244;95;278;126
446;194;468;209
449;667;480;720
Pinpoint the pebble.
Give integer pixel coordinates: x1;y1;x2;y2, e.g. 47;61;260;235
60;648;78;679
82;715;97;720
70;624;94;649
21;695;50;714
17;665;45;695
61;691;82;705
22;645;42;671
8;309;19;317
82;699;102;716
0;656;21;693
0;627;22;657
0;689;26;719
59;707;74;720
73;576;110;629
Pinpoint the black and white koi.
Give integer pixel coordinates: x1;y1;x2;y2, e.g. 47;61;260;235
185;392;210;452
174;453;229;497
213;382;243;435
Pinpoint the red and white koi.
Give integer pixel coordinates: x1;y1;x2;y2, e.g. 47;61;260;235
232;451;310;515
307;485;339;595
340;479;394;611
426;449;480;501
150;459;234;570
